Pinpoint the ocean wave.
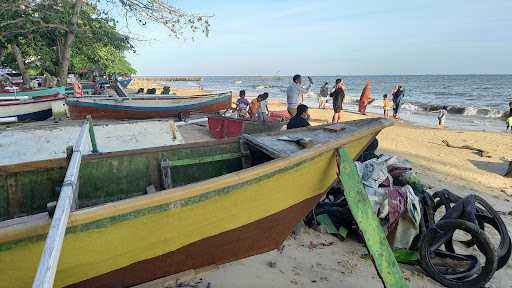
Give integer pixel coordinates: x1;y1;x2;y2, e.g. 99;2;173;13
394;102;507;118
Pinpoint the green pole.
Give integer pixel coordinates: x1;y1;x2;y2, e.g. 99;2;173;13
86;115;99;153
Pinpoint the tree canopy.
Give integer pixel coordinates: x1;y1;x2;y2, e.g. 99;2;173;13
0;0;210;85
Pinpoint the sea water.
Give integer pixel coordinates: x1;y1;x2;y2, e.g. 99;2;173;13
171;75;512;132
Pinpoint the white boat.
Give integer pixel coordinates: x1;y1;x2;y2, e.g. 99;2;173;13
0;95;65;122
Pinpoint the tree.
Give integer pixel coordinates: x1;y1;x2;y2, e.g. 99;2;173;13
0;0;210;85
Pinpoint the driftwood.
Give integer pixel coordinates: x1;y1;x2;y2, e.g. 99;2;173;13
505;161;512;178
441;139;491;158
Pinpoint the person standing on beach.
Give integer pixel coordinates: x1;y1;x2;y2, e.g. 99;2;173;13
433;106;448;128
509;101;512;116
235;90;250;118
248;94;261;119
287;74;312;116
383;94;392;118
330;79;345;123
506;115;512;133
318;82;329;109
358;80;372;115
257;92;270;123
392;85;405;119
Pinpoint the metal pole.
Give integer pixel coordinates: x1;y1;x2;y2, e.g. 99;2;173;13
86;115;99;153
32;120;89;288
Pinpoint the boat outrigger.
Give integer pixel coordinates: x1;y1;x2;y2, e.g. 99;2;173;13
0;117;392;287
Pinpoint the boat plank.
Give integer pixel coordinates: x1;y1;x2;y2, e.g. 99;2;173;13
337;148;408;288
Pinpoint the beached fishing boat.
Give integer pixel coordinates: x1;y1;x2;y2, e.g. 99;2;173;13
66;92;233;120
0;118;391;287
208;115;286;139
0;95;65;122
0;86;65;99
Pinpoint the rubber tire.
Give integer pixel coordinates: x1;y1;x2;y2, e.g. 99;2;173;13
432;194;510;270
419;219;497;288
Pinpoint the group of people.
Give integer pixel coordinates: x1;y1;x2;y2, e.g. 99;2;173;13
318;78;407;121
234;90;270;121
232;74;411;131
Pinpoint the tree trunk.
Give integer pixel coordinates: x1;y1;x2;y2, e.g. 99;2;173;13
57;0;83;86
10;43;30;87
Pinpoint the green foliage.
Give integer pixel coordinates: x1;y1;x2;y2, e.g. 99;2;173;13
0;1;135;76
0;0;210;79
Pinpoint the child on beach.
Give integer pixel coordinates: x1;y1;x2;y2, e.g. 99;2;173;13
248;95;260;119
506;116;512;133
256;93;270;122
383;94;392;118
235;90;250;118
433;106;448;128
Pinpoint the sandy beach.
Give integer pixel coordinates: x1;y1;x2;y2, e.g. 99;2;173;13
1;92;510;288
140;98;512;288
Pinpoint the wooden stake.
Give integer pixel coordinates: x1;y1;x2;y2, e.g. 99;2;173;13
337;148;408;288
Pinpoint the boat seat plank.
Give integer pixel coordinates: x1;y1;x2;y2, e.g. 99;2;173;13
241;119;379;158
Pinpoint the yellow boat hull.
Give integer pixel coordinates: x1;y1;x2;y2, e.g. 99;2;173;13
0;120;388;288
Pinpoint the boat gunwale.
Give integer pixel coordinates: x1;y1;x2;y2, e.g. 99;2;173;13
0;87;66;98
0;95;65;107
0;118;392;243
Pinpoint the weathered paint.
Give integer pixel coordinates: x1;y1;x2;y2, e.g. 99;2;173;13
0;149;339;287
0;119;391;287
337;148;408;288
0;142;243;220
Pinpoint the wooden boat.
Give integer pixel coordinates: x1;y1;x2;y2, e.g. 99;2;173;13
0;86;65;99
208;115;286;139
0;94;65;121
66;92;233;120
0;118;392;287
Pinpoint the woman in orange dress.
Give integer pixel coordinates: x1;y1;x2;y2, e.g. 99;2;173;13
358;80;372;115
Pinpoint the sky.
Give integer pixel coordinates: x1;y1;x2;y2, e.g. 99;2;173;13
125;0;512;76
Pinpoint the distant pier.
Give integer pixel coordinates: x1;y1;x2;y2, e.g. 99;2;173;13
132;76;203;82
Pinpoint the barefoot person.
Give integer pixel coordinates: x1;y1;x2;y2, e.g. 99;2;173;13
506;115;512;133
330;79;345;123
287;104;311;129
358;80;372;115
286;74;312;116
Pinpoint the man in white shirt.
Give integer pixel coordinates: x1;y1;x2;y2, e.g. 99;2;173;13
286;74;312;116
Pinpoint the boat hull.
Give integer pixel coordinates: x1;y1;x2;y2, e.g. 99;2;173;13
0;96;65;121
0;87;65;98
66;93;232;120
0;119;390;288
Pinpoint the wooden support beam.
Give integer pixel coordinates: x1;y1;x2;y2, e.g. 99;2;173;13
337;148;408;288
169;153;242;167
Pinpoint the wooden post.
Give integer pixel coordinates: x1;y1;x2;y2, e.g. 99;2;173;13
86;115;99;153
32;120;89;288
337;148;408;288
